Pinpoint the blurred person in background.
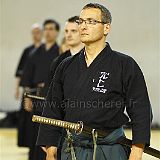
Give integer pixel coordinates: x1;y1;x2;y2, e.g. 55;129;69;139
0;23;42;129
16;23;43;160
15;23;43;100
37;15;84;160
48;16;84;85
59;37;69;53
21;19;60;160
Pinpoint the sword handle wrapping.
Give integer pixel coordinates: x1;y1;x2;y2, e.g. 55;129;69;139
32;115;80;131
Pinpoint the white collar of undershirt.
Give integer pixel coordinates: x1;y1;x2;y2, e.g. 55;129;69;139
70;50;77;56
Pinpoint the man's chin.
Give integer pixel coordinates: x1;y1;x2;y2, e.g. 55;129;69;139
81;38;92;44
67;42;75;46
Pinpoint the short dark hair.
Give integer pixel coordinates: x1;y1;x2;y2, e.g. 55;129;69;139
43;19;60;31
82;3;112;24
67;16;79;23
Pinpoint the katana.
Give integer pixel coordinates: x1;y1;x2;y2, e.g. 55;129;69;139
24;92;46;101
32;115;160;159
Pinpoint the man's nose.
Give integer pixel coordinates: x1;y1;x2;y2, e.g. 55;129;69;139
80;21;87;28
79;23;87;31
67;32;72;37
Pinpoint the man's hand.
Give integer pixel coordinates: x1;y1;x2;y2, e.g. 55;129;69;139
24;97;33;112
14;77;21;100
46;146;57;160
41;146;47;153
129;144;144;160
15;88;20;100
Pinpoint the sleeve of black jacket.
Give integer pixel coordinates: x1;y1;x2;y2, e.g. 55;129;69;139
36;60;66;147
43;56;61;96
124;57;153;146
20;55;35;87
15;48;28;77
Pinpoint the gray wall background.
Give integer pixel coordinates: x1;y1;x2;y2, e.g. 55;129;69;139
0;0;160;124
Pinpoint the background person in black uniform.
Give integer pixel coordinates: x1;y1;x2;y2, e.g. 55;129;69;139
41;16;84;159
37;4;152;160
0;23;42;128
21;19;60;160
47;16;84;88
16;23;42;150
15;23;42;100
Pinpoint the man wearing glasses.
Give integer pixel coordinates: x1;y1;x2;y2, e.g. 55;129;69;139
37;3;152;160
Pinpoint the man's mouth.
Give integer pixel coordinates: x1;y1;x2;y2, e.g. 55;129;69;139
81;33;89;35
67;38;73;41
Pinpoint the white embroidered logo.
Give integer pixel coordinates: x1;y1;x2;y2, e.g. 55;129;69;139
92;72;109;94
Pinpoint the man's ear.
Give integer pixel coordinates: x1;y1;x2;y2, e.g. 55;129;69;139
104;23;111;36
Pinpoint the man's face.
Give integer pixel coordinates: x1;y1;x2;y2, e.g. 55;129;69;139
64;22;81;47
78;8;110;44
32;28;42;43
43;23;58;43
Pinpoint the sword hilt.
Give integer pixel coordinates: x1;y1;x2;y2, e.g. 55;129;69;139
24;92;46;101
32;115;83;133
